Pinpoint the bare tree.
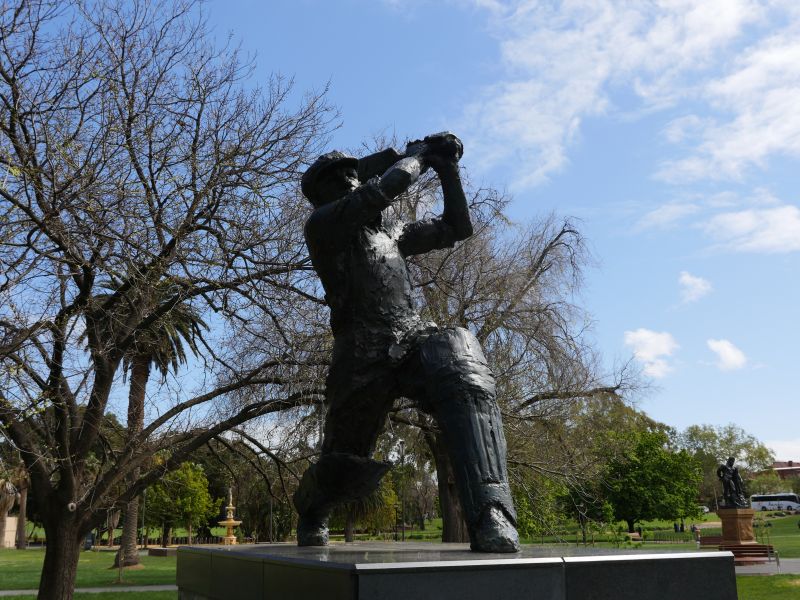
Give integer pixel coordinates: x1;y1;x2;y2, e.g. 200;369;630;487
0;1;333;597
386;172;636;540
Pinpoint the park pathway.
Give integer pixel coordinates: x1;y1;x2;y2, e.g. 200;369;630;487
0;584;177;597
736;557;800;575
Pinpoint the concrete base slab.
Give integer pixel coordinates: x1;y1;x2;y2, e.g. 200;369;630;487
177;542;737;600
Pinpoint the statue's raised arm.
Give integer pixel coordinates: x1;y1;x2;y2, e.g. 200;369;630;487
398;132;473;256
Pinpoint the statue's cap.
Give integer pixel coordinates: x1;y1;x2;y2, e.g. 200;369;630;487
301;151;358;202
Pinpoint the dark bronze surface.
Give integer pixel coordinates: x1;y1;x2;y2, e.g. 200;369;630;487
717;457;748;508
294;133;519;552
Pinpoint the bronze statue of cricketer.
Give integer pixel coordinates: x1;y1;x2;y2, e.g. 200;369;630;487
293;132;519;552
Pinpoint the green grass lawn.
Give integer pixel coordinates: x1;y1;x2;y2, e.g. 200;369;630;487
0;548;176;590
737;575;800;600
20;523;230;546
753;514;800;558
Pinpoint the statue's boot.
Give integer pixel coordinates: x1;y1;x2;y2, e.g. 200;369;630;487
293;452;390;546
420;328;520;553
470;505;520;553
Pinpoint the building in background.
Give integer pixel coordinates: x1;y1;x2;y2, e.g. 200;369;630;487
772;461;800;480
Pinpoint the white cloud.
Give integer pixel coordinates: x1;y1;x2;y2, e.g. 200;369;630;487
635;190;800;253
624;328;679;378
456;1;800;188
660;25;800;181
704;203;800;253
460;0;768;188
678;271;712;303
766;439;800;461
749;187;782;207
707;338;747;370
662;115;712;144
636;202;700;230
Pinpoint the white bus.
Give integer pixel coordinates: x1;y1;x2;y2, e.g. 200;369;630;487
750;493;800;511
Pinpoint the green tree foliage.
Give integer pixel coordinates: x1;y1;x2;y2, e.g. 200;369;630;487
144;462;220;544
604;429;702;532
533;395;664;536
748;471;785;495
329;477;398;538
677;424;775;506
512;476;568;540
361;479;399;535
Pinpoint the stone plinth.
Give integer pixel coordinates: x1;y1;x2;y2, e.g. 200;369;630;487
717;508;756;544
177;542;737;600
2;516;17;548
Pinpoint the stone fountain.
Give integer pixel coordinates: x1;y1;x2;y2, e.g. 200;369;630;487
218;487;241;545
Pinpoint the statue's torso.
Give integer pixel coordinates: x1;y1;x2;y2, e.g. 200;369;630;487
308;222;430;377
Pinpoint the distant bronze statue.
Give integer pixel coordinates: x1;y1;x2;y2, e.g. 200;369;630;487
293;132;519;552
717;457;747;508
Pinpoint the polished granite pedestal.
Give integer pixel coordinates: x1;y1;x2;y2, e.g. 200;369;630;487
177;542;737;600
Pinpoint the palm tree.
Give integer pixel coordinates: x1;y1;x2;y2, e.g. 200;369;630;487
110;287;206;567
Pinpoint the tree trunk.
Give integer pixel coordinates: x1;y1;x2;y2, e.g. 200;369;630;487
113;496;140;567
106;509;120;547
161;523;172;547
113;354;150;567
268;497;273;542
15;486;27;549
428;433;468;543
577;512;587;545
38;517;82;600
627;519;635;533
187;522;192;545
345;506;355;542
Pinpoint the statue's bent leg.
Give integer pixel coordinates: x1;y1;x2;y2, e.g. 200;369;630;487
294;452;390;546
417;327;519;552
293;380;392;546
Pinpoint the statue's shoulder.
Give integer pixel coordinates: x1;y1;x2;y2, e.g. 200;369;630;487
304;209;323;240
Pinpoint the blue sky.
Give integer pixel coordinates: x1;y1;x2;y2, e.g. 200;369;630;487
204;0;800;459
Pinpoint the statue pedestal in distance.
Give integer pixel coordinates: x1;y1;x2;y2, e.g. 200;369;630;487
714;458;771;563
717;508;756;544
716;508;774;564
